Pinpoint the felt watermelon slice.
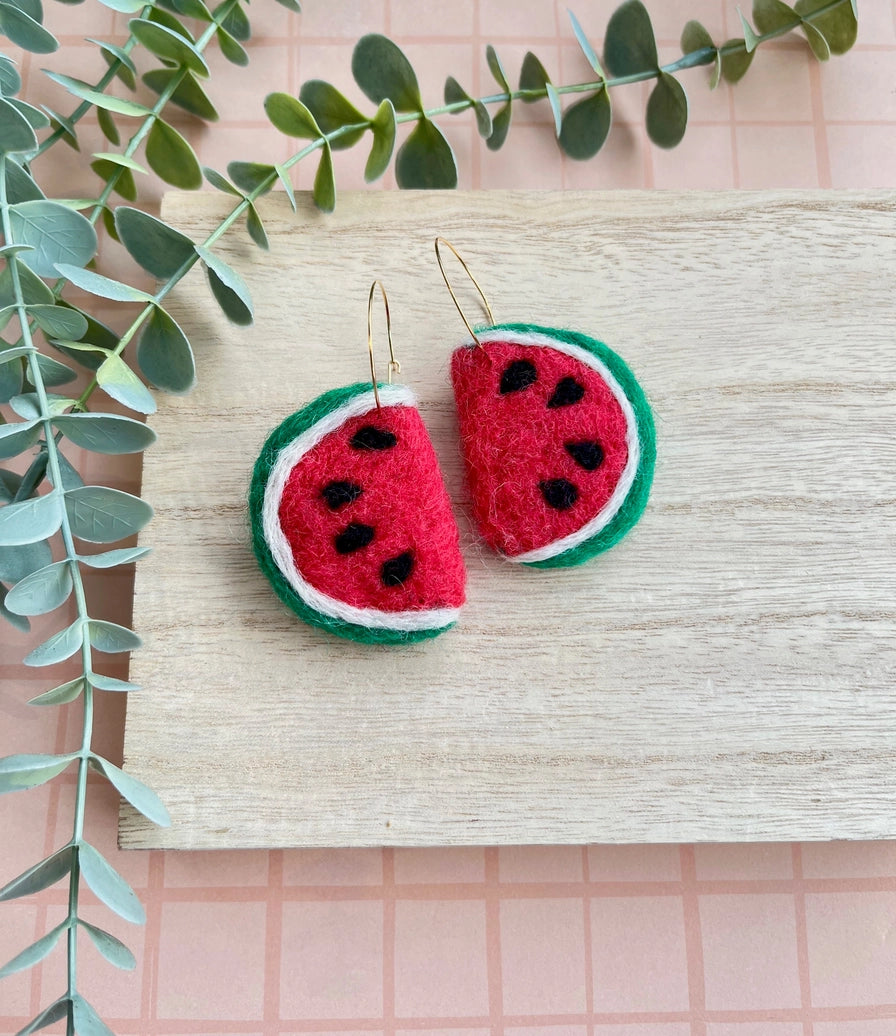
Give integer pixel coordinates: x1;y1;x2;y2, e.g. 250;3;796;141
249;382;465;643
451;323;656;568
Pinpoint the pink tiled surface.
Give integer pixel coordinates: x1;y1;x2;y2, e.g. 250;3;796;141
2;1;896;1033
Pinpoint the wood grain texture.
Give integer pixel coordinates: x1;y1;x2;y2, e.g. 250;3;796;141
120;189;896;849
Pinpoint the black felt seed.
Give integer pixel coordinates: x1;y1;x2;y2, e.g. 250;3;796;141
499;359;538;394
547;376;586;408
321;480;363;510
351;425;397;451
381;551;414;586
540;478;579;511
334;522;375;554
565;440;604;472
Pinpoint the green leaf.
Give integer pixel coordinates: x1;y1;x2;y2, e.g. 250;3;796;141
55;262;152;302
51;448;83;493
0;488;62;543
14;998;71;1036
275;164;296;211
273;0;301;10
24;619;83;666
0;53;22;95
196;246;253;325
217;24;248;66
795;0;857;53
604;0;658;76
395;117;457;189
9;200;97;278
0;2;57;54
10;392;73;421
313;142;336;213
646;72;688;149
544;82;562;137
4;560;72;615
246;204;268;250
33;353;77;387
43;71;149;116
130;17;209;76
78;842;146;923
88;37;138;90
79;545;150;568
0;846;73;901
487;103;511;151
91;158;136;201
299;79;367;150
114;206;194;278
1;584;30;631
486;44;509;92
568;10;605;77
0;752;76;792
7;0;41;23
352;33;422;113
0;96;38;155
227;161;275;196
64;485;153;543
738;9;761;52
28;677;85;706
720;39;756;82
137;305;195;393
753;0;798;32
70;994;116;1036
264;91;320;138
145;118;202;189
203;166;241;196
88;618;142;653
0;924;66;979
801;16;831;59
0;539;52;582
90;756;170;825
0;467;23;502
89;672;140;691
4;158;44;203
26;304;88;340
43;106;79;150
163;0;212;19
79;921;136;970
220;1;249;40
519;51;550;96
0;258;52;308
0;357;23;403
365;98;396;183
96;354;156;415
7;97;49;130
559;87;612;160
92;152;146;175
96;0;144;10
53;413;155;455
142;68;218;121
681;19;715;52
444;77;490;138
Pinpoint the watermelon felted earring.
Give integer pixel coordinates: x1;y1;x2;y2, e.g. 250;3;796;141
248;281;466;644
435;238;656;569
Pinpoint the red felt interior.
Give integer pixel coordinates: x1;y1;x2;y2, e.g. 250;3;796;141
451;340;630;557
278;404;466;612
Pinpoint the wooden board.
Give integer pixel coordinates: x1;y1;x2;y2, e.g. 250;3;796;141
120;189;896;849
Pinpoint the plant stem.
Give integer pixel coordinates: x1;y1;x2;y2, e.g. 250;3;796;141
0;155;95;1035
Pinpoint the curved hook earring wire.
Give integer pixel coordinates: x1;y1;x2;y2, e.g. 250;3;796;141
367;280;401;412
434;238;495;348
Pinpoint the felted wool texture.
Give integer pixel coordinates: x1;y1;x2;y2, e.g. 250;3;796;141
451;323;656;568
249;382;466;645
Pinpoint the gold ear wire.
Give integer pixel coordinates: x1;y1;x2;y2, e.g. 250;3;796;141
434;238;495;348
367;280;401;411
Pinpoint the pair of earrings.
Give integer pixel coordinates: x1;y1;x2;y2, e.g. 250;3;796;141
248;242;656;645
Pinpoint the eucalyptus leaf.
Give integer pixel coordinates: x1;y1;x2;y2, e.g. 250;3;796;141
196;246;253;325
33;352;78;387
78;545;151;568
0;923;66;979
0;96;38;155
4;158;44;203
519;51;550;96
79;921;136;971
352;33;422;113
220;1;249;40
0;488;62;544
646;72;688;149
14;997;70;1036
0;418;40;462
559;87;612;160
738;10;761;52
89;672;140;691
28;677;85;706
545;82;562;137
55;263;153;303
0;2;57;54
70;994;116;1036
795;0;856;53
274;0;301;10
486;44;509;92
9;200;97;278
23;619;83;666
96;0;144;10
217;24;248;66
720;38;755;82
53;413;156;455
0;846;74;901
90;755;170;825
26;304;88;340
487;103;511;152
313;142;336;213
0;53;21;95
753;0;798;33
1;585;30;631
203;165;241;195
603;0;658;76
88;619;142;653
129;17;209;76
43;105;79;149
89;37;138;88
0;257;53;306
0;467;23;503
0;538;52;582
395;117;457;189
52;306;117;371
246;204;269;250
143;68;218;121
7;97;49;130
264;91;320;138
275;164;296;211
10;392;72;420
365;98;396;183
50;448;84;492
0;354;23;402
92;152;146;175
145;118;202;189
801;17;830;60
64;485;153;543
4;559;72;615
681;19;715;52
78;841;146;923
114;206;194;278
137;305;195;393
91;158;136;201
6;0;41;24
227;161;275;195
0;752;77;792
568;10;605;77
299;79;367;150
96;354;156;415
97;112;121;149
43;72;150;117
148;2;196;36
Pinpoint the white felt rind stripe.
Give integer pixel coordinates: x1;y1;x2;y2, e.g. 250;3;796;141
462;329;642;564
263;384;460;632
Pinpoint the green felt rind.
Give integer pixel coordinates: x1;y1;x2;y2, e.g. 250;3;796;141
248;381;455;645
477;323;657;569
